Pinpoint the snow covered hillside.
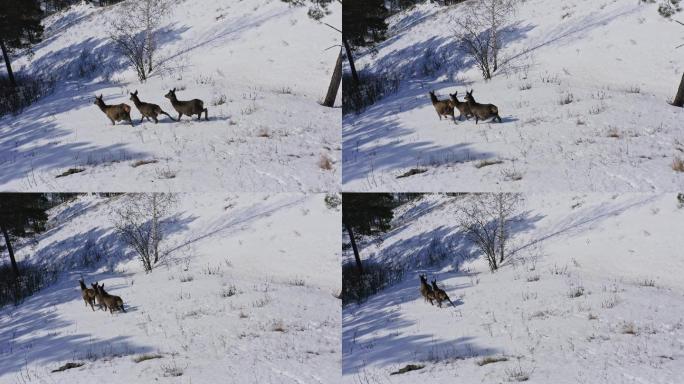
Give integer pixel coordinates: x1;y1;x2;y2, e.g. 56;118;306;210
0;193;341;383
0;0;341;192
343;193;684;383
343;0;684;192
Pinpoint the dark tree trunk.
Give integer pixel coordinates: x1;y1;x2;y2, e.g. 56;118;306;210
322;47;342;107
0;224;19;277
342;36;359;86
345;222;363;275
0;39;17;88
673;73;684;107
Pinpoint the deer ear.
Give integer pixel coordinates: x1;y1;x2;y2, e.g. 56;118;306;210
172;88;176;92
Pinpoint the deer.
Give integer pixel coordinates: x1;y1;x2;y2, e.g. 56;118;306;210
96;283;126;314
93;94;133;125
463;90;502;124
164;88;208;121
129;90;175;123
419;274;435;305
91;282;107;312
78;279;96;311
431;279;455;308
429;91;456;122
449;91;473;121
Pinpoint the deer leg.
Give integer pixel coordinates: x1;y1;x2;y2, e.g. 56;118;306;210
153;116;158;124
140;117;145;124
177;113;182;121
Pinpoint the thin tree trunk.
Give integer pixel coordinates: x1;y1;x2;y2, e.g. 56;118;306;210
0;224;19;277
673;73;684;107
151;195;159;264
342;36;359;86
322;47;342;107
498;214;505;263
345;222;363;275
0;39;17;88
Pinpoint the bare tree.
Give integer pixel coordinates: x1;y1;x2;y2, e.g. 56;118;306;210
457;193;522;272
111;193;176;272
453;0;516;80
108;0;170;82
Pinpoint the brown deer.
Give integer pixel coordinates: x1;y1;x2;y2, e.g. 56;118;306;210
93;94;133;125
463;90;502;124
96;283;126;314
164;88;208;121
419;274;435;305
91;282;107;312
449;92;473;121
129;90;175;123
429;91;456;122
431;279;455;308
78;279;96;311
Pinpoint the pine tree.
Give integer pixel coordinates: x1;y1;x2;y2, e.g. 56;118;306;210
0;0;44;87
342;193;394;275
0;194;49;278
342;0;388;85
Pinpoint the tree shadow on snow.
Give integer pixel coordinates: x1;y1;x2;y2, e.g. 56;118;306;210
342;201;546;374
0;208;198;377
0;269;152;379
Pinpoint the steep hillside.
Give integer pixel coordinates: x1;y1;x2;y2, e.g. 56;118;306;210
0;0;341;192
0;193;341;383
343;193;684;383
342;0;684;192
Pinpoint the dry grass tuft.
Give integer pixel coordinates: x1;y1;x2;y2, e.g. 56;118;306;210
133;354;163;363
477;356;508;366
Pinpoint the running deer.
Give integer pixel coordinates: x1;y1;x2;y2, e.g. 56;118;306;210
431;279;455;308
463;90;502;124
129;90;175;123
96;283;126;314
93;94;133;125
429;91;456;122
419;274;435;305
78;279;96;311
449;91;473;121
164;88;208;121
91;282;107;312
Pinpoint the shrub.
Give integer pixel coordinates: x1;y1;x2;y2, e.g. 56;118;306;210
342;71;401;115
0;262;59;307
0;74;57;117
341;260;404;305
324;193;341;210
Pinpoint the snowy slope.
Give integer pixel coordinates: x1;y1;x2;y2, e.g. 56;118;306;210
343;193;684;383
342;0;684;192
0;0;341;192
0;193;341;383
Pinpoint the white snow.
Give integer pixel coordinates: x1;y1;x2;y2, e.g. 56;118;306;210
342;0;684;192
0;193;342;383
0;0;341;192
343;193;684;383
